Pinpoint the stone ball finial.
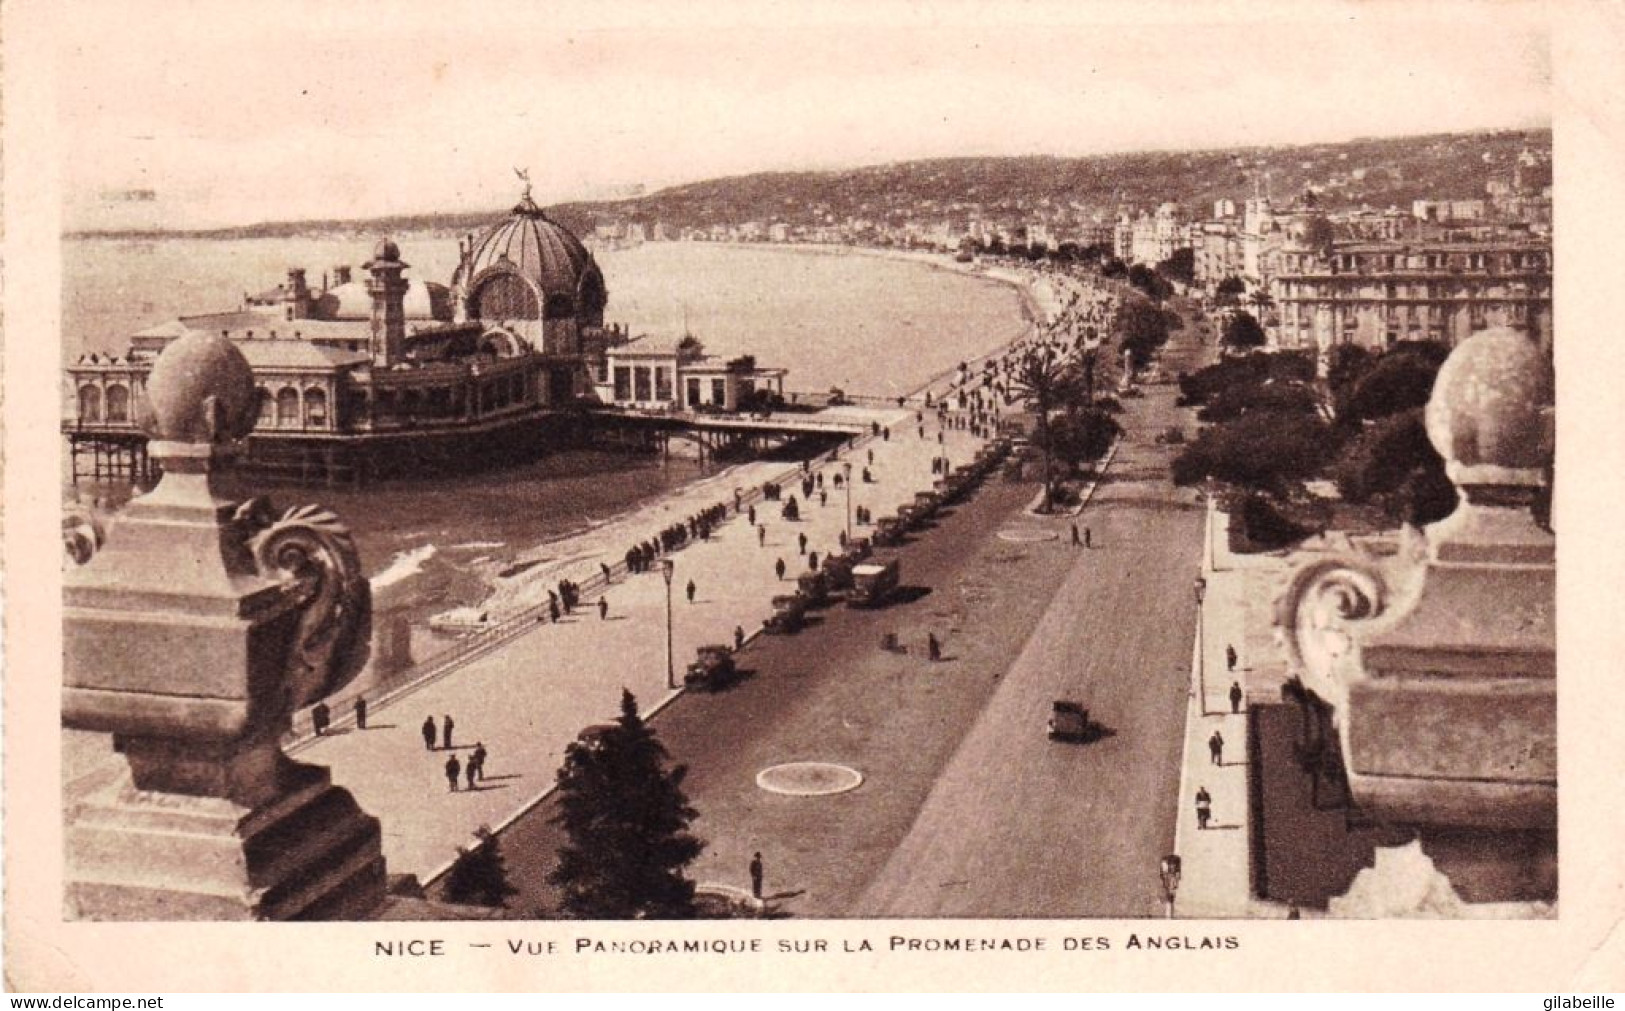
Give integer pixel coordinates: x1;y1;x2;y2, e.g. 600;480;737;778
1425;327;1553;481
134;330;258;445
370;238;401;263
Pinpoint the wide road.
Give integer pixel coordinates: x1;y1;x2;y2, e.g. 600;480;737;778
856;336;1207;918
480;310;1209;919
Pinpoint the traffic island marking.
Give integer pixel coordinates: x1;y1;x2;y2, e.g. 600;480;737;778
756;761;865;796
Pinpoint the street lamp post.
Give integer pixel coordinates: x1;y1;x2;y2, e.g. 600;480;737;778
842;461;853;543
661;558;676;690
1160;854;1182;919
1194;574;1208;716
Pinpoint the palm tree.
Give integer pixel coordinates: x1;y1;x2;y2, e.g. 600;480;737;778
1248;288;1275;319
1010;350;1077;512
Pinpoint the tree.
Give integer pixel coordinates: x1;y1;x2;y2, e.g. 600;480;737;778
1215;275;1247;303
1341;342;1450;424
1010;351;1080;511
1331;407;1456;525
549;690;704;919
1116;298;1171;370
1099;257;1128;279
1127;263;1173;302
1171;410;1338;496
1197;381;1320;424
1042;408;1121;472
443;826;519;908
1221;311;1267;351
1156;248;1196;286
1247;289;1276;319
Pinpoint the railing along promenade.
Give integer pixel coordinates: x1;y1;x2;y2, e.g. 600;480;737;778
284;423;886;751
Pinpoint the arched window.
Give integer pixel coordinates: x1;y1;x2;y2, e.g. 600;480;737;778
276;387;300;427
78;385;103;423
474;274;539;320
257;387;274;426
105;384;130;423
303;388;328;427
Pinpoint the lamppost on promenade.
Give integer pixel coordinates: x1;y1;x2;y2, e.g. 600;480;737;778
842;461;853;542
1159;854;1182;919
661;558;676;690
1194;574;1208;715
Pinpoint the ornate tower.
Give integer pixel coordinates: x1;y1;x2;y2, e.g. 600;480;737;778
365;239;409;367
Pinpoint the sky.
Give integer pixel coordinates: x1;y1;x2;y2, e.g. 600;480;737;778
46;0;1552;230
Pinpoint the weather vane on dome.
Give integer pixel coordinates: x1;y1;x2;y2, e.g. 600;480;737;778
515;167;532;202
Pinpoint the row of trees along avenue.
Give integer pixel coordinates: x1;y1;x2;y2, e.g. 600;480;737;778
1168;326;1491;548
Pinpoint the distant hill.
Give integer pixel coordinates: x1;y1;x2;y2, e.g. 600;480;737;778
68;127;1549;240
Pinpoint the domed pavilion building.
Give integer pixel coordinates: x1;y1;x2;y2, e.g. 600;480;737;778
65;186;635;485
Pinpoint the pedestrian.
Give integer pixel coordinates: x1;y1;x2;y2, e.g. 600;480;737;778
749;852;764;901
422;716;437;751
445;754;461;792
775;557;786;580
442;714;455;751
598;597;609;621
312;701;330;736
1209;730;1224;766
748;505;756;526
1229;681;1244;714
354;696;367;730
549;599;561;623
927;632;941;662
758;525;767;547
686;579;696;605
1084;526;1092;548
1226;644;1238;672
734;625;745;650
1071;523;1081;547
1195;787;1212;830
820;490;828;507
798;531;808;555
601;562;612;583
466;757;478;791
472;742;487;782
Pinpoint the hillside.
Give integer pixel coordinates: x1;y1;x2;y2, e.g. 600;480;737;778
69;127;1549;240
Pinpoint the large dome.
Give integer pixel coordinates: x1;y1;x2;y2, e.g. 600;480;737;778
455;193;607;323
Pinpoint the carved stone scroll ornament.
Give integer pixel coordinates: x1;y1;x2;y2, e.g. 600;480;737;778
62;504;106;567
238;498;373;708
1274;553;1390;714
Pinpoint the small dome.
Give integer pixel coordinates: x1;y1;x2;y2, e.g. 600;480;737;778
372;238;402;262
318;279;453;321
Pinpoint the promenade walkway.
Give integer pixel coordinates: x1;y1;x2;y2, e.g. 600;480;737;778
296;382;994;883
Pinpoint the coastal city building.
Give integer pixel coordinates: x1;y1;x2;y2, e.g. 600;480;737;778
1264;211;1552;356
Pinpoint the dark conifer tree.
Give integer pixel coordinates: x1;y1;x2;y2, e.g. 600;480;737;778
443;826;518;908
548;690;704;918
